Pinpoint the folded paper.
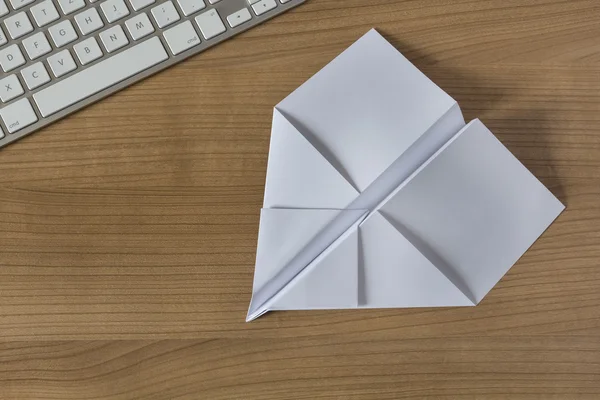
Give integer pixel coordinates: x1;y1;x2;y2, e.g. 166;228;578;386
246;29;565;321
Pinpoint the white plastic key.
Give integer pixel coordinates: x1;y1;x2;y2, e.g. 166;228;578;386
195;9;226;40
47;49;77;77
0;44;25;72
176;0;205;17
4;12;34;39
8;0;34;10
75;8;104;35
21;62;51;90
0;98;38;133
227;8;251;28
22;32;52;60
0;0;9;16
151;1;180;28
57;0;86;15
125;12;155;40
30;0;61;27
48;20;78;47
128;0;154;11
33;37;169;118
73;37;103;65
163;20;200;55
100;25;129;52
252;0;276;16
0;74;24;102
0;27;8;47
101;0;130;23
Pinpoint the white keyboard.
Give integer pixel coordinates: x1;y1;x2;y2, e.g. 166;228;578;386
0;0;305;148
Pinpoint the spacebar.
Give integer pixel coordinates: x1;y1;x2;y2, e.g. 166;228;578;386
33;37;169;118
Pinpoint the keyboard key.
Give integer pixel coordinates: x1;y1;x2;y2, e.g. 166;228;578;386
8;0;34;10
57;0;86;14
22;32;52;60
125;13;154;40
0;74;24;102
252;0;276;15
74;37;103;65
21;62;51;90
34;37;168;118
177;0;205;17
0;44;25;72
48;49;77;77
151;1;180;28
30;0;61;27
101;0;130;23
48;20;78;47
0;27;7;47
4;12;34;39
0;98;38;133
100;25;129;52
163;20;200;55
128;0;154;11
0;0;8;17
75;8;104;35
227;8;251;28
195;9;226;40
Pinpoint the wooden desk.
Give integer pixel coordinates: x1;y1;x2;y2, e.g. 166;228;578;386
1;0;599;398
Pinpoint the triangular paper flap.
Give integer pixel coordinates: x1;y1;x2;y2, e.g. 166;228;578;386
252;208;344;293
271;229;359;310
359;212;474;307
275;29;458;192
377;119;565;304
263;109;359;209
248;208;368;321
378;211;478;304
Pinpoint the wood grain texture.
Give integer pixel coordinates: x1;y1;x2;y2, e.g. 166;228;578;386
1;338;599;399
1;0;599;398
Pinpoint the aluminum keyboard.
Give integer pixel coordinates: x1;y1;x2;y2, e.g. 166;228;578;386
0;0;305;149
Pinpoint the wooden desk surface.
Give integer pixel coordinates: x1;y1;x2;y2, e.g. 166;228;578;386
1;0;600;398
